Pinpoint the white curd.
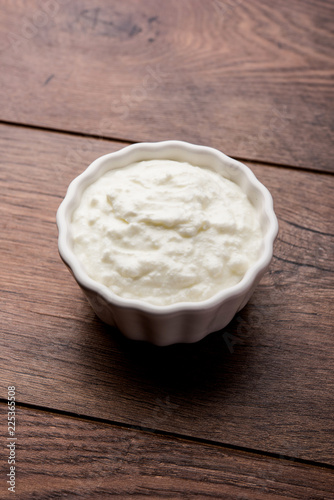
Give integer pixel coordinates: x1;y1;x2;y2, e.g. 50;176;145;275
71;160;262;305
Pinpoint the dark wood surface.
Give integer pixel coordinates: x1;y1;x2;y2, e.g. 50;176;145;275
1;403;334;500
1;0;333;171
1;1;333;498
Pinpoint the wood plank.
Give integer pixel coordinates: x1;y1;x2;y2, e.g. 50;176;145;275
0;0;333;171
0;404;333;499
0;124;333;465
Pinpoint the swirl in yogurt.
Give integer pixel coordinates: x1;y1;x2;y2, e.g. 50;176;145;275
71;160;262;305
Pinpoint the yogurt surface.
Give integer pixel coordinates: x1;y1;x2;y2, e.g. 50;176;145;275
71;160;262;305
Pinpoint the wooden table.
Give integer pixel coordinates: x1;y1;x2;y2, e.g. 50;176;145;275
1;1;333;498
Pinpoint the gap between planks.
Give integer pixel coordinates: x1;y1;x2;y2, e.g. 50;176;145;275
1;120;332;177
0;400;332;472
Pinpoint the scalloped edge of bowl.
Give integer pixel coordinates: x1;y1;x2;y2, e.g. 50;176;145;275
57;141;278;345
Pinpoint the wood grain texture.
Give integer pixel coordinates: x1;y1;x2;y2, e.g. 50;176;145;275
0;0;333;171
0;404;333;499
0;124;333;466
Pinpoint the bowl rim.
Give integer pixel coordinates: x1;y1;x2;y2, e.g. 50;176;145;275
57;140;278;314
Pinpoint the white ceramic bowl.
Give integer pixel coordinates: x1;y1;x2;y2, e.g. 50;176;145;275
57;141;278;346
